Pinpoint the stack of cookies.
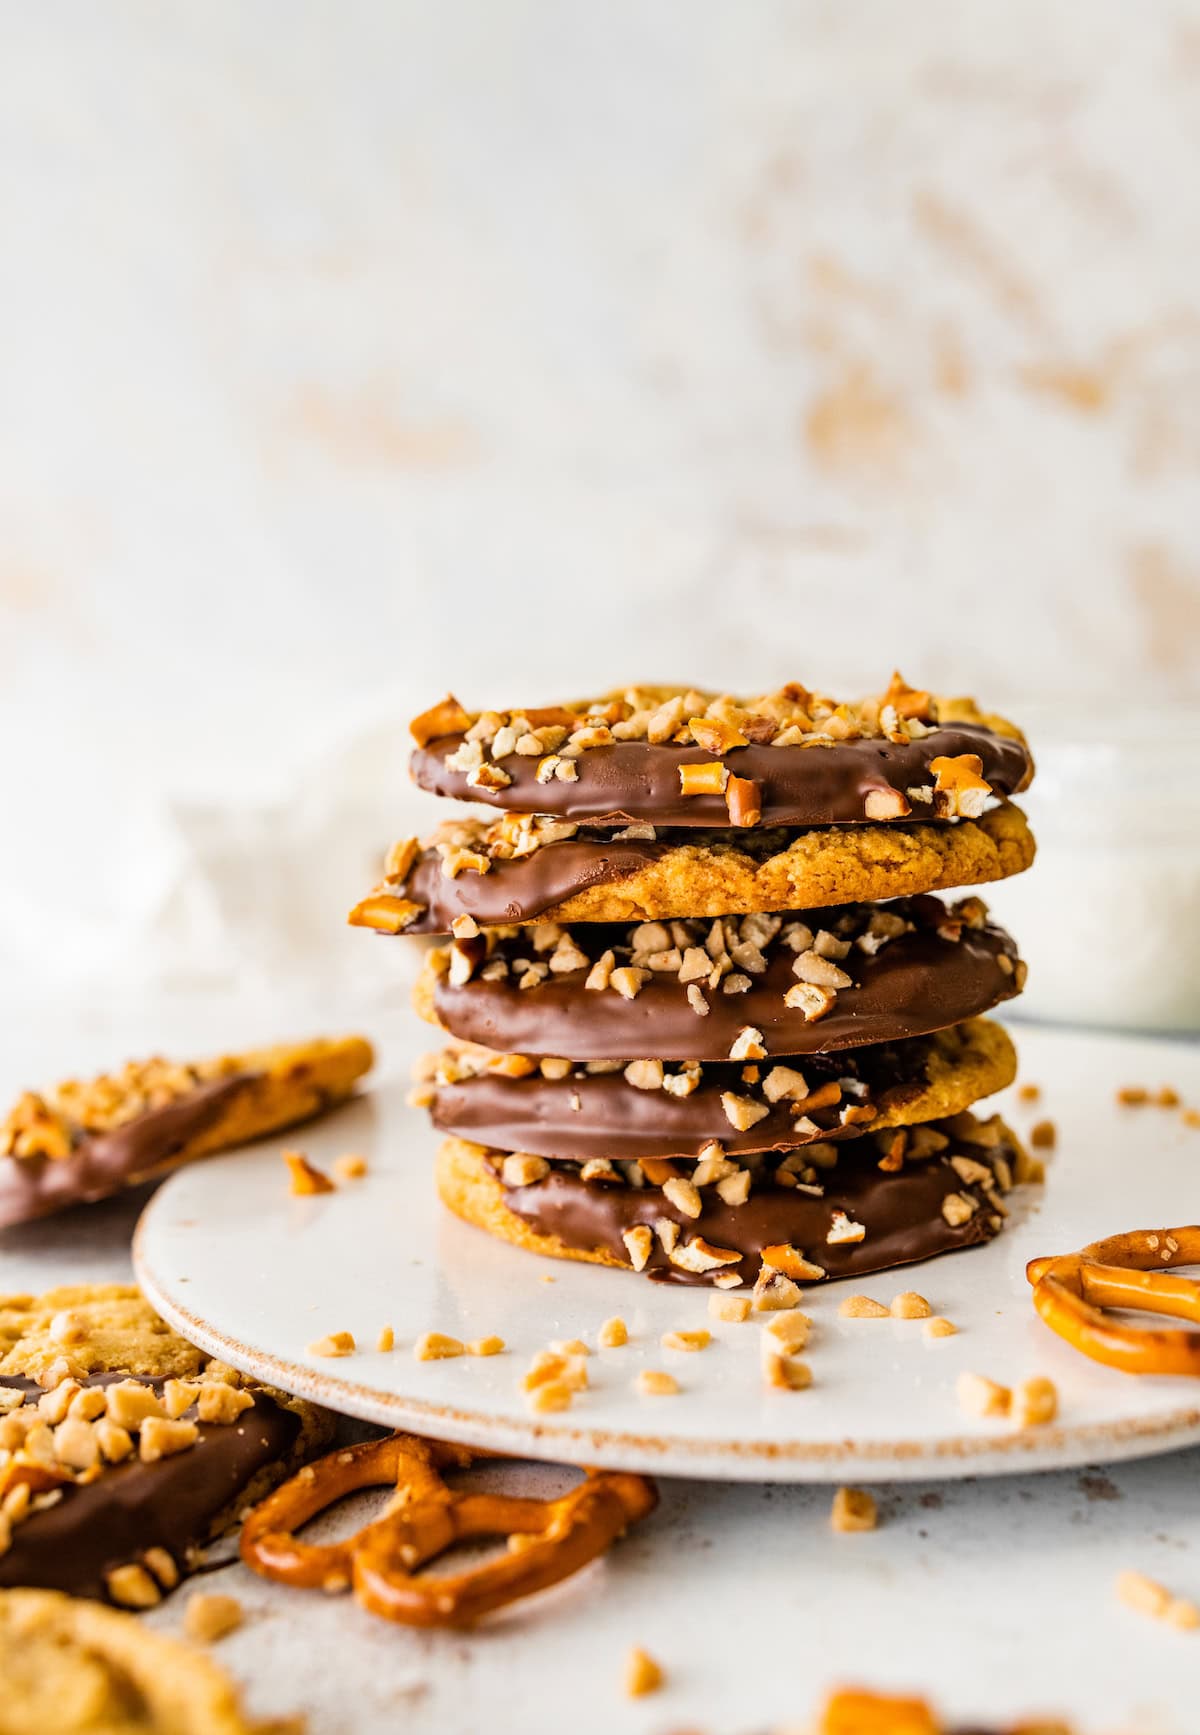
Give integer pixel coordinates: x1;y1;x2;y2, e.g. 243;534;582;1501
351;678;1037;1294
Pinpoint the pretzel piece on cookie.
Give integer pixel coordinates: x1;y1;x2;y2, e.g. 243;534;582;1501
1027;1227;1200;1377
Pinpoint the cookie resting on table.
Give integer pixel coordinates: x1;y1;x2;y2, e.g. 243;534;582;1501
0;1034;373;1227
352;803;1035;934
406;678;1033;828
0;1285;331;1605
413;896;1025;1062
416;1018;1018;1162
436;1106;1033;1288
0;1588;283;1735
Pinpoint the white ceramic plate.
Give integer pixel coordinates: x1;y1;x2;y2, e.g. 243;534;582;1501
135;1023;1200;1482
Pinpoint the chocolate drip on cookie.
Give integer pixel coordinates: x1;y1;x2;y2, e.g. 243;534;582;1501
0;1375;300;1601
425;898;1024;1061
411;723;1032;828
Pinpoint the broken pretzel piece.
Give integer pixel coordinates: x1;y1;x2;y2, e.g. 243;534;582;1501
1027;1226;1200;1377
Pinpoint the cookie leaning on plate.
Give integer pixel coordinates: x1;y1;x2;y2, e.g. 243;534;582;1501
0;1587;285;1735
0;1035;373;1227
0;1285;332;1606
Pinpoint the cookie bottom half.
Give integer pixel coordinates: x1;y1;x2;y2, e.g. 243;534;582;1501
437;1109;1031;1288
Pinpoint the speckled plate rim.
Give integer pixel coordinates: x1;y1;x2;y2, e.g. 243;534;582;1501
133;1140;1200;1485
135;1223;1200;1478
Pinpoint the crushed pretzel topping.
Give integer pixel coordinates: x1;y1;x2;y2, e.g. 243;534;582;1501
831;1486;878;1532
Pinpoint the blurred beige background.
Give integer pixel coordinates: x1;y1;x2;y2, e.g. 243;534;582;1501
2;1;1198;992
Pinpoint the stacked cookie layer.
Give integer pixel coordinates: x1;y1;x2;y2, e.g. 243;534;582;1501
353;678;1037;1291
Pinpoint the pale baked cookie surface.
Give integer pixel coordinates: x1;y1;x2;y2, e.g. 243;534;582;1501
0;1285;331;1606
0;1035;373;1227
0;1587;275;1734
353;803;1035;934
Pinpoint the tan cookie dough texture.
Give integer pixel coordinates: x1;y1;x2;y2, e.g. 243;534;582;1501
0;1587;274;1734
0;1285;212;1383
551;805;1033;924
435;1018;1017;1271
419;805;1034;930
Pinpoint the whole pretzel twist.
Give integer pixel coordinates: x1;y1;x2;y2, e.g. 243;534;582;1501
1027;1226;1200;1377
240;1431;657;1627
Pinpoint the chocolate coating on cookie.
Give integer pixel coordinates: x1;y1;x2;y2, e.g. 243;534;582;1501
427;899;1022;1061
0;1375;300;1601
0;1077;249;1230
411;723;1032;827
400;831;661;931
426;1020;1014;1161
447;1116;1019;1285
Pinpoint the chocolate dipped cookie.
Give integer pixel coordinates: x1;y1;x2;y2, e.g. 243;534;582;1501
0;1036;373;1228
436;1105;1031;1288
350;804;1035;933
407;679;1033;829
413;897;1025;1061
415;1018;1017;1163
0;1285;332;1606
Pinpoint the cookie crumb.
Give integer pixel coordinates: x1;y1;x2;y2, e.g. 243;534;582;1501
1116;1086;1148;1106
284;1150;335;1195
332;1152;368;1181
1116;1570;1200;1630
840;1294;889;1319
957;1372;1011;1418
624;1646;664;1697
106;1562;162;1609
1029;1119;1057;1149
890;1291;932;1320
708;1293;750;1323
763;1312;811;1354
1183;1108;1200;1130
376;1325;395;1353
661;1330;710;1353
414;1332;464;1361
924;1316;958;1339
1012;1376;1058;1426
636;1370;679;1397
831;1486;878;1532
1017;1083;1041;1103
185;1593;244;1643
1155;1086;1181;1109
527;1380;573;1414
762;1350;812;1390
598;1316;628;1347
467;1335;506;1357
306;1331;356;1359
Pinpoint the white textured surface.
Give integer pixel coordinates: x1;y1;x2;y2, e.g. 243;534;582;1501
2;2;1200;1004
136;1023;1200;1482
3;1000;1199;1732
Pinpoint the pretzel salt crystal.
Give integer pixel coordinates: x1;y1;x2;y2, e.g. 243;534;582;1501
1027;1227;1200;1377
240;1431;657;1627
